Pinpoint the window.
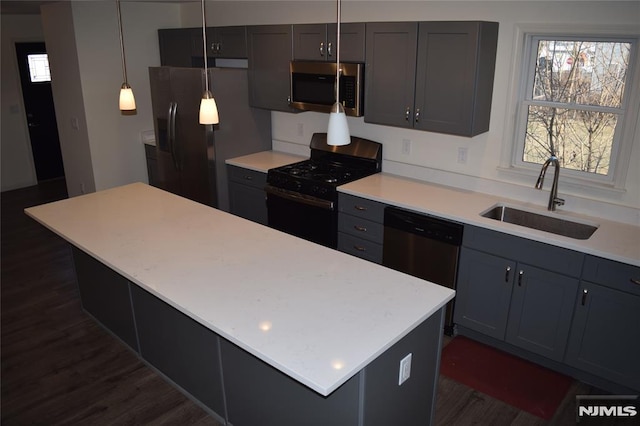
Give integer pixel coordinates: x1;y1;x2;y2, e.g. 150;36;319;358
512;31;638;187
27;53;51;83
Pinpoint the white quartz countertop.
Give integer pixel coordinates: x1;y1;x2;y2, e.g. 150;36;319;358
225;151;305;173
24;183;454;396
340;173;640;267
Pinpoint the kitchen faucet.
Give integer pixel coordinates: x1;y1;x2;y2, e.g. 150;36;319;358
535;156;565;211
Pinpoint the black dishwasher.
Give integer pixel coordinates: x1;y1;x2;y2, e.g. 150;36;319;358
382;206;463;335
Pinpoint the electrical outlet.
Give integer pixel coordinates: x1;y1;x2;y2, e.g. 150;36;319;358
297;122;304;137
398;353;412;385
457;147;468;164
402;139;412;155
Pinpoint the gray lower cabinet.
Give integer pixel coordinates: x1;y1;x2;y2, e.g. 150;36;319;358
130;285;227;417
337;193;387;263
72;247;138;352
565;256;640;391
247;25;295;112
144;144;159;188
228;165;267;225
365;21;498;136
455;226;582;362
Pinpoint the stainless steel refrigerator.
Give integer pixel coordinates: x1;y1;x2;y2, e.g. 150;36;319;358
149;66;271;210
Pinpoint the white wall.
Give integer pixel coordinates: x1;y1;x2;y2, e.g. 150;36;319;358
40;1;182;197
182;1;640;224
0;14;42;191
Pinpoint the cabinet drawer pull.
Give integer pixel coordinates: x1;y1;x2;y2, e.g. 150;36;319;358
353;225;367;232
353;245;366;252
244;175;253;181
631;278;640;285
518;270;524;286
581;289;588;306
505;266;511;282
354;205;367;211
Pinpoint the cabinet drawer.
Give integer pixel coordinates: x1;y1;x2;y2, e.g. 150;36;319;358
338;232;383;264
582;255;640;296
338;193;386;223
338;214;384;244
228;165;267;190
463;225;584;277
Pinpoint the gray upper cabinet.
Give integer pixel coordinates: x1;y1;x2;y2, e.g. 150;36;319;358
247;25;296;112
158;28;200;67
565;256;640;391
365;22;418;128
365;21;498;136
414;21;498;136
193;26;248;59
293;23;366;62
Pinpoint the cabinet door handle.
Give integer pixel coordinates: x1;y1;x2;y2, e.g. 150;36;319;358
327;42;333;57
354;245;366;252
354;205;367;211
505;266;511;283
405;107;411;121
518;270;524;286
319;42;325;57
415;108;421;123
581;288;588;305
631;278;640;285
353;225;367;232
244;175;253;181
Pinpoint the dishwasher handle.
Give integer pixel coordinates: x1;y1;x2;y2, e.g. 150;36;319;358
384;206;463;246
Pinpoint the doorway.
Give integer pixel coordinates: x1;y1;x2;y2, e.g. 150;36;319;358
15;42;65;182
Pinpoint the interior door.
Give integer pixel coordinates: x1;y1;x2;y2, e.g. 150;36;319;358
15;42;65;182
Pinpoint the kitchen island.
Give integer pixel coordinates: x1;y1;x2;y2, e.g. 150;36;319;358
25;183;454;426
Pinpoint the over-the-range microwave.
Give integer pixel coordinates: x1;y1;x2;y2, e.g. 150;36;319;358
289;61;364;117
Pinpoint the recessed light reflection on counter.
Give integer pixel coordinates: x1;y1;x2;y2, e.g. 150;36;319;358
258;321;272;332
331;359;345;370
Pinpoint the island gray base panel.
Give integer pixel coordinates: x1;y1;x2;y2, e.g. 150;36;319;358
221;309;444;426
456;326;639;395
71;246;445;425
72;247;139;352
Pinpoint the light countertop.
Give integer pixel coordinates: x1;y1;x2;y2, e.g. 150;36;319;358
225;151;305;173
24;183;454;396
340;173;640;267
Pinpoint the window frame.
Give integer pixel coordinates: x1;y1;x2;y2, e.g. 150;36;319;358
504;24;640;191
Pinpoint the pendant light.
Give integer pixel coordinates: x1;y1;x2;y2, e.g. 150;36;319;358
116;0;135;111
199;0;219;125
327;0;350;146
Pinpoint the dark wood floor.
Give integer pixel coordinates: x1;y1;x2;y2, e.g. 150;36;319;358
1;179;587;425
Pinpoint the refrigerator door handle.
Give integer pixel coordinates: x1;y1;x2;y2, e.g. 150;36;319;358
169;102;179;170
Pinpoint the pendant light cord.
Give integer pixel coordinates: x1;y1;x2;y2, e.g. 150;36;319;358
116;0;127;84
335;0;341;106
201;0;209;93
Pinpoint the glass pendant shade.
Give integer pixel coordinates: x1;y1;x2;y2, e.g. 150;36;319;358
327;102;350;146
199;91;219;125
119;83;136;111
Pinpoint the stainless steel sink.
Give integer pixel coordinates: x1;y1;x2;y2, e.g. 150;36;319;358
481;204;599;240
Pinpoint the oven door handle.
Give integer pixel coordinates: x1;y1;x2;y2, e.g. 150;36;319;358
265;185;334;210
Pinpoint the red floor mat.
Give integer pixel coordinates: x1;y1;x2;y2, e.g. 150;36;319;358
440;336;574;420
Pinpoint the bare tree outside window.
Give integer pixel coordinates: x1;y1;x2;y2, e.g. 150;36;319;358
523;39;631;176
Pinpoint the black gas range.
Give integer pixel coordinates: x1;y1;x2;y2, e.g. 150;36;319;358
265;133;382;248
